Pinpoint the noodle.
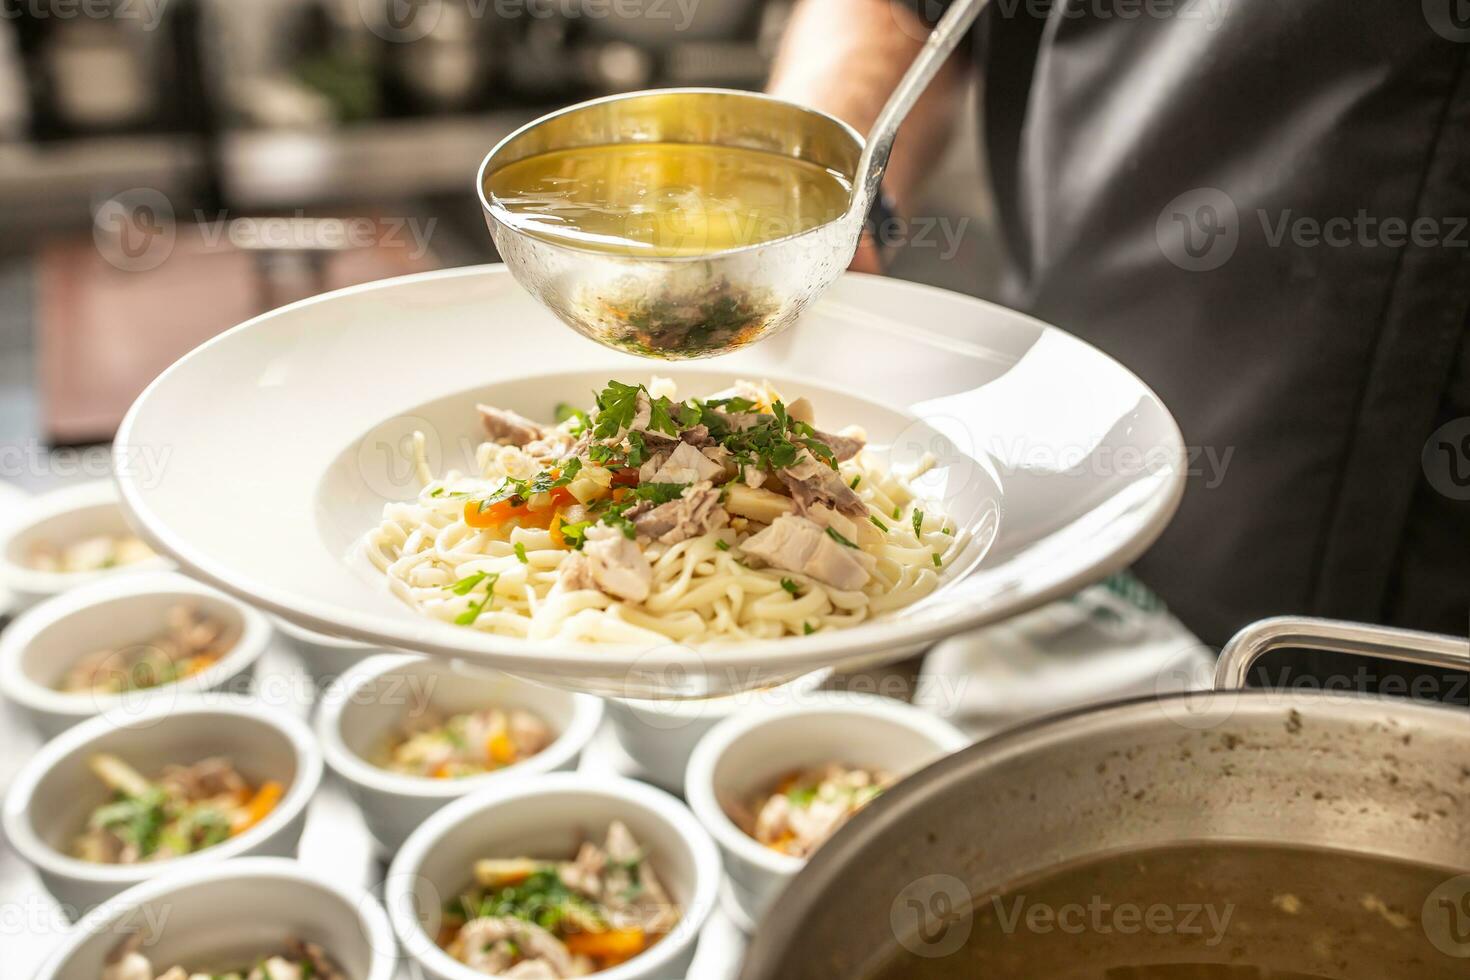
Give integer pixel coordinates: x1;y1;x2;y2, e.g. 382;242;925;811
364;380;963;644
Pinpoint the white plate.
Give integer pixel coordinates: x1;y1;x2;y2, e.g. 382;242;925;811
113;265;1184;697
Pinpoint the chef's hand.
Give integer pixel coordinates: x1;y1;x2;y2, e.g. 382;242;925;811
851;235;885;275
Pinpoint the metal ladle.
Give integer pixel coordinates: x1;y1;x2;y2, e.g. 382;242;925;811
476;0;986;359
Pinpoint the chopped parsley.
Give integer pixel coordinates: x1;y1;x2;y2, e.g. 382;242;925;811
630;482;688;505
803;622;816;635
593;380;643;439
449;571;489;595
513;542;529;564
786;784;819;806
554;402;590;434
453;572;500;625
715;539;730;551
558;520;593;548
780;577;799;596
825;526;858;549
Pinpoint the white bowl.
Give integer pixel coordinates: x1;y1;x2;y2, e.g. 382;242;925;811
112;265;1185;697
684;692;968;929
32;856;397;980
317;655;604;854
603;669;830;791
0;480;172;612
3;697;324;916
387;773;720;980
0;571;271;740
273;614;383;692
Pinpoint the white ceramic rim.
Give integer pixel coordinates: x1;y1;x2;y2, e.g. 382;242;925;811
111;265;1188;679
684;692;969;876
0;571;271;719
272;614;378;651
1;696;324;886
316;654;605;799
387;772;722;980
32;856;397;980
0;480;171;596
607;667;832;718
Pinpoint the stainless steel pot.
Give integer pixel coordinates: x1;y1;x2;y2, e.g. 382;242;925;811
739;617;1470;979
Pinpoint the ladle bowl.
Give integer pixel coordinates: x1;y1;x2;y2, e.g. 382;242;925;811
476;89;865;359
475;0;983;357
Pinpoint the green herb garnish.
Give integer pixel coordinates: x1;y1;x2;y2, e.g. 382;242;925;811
870;515;889;532
513;542;528;564
825;526;858;549
780;577;799;596
912;508;925;539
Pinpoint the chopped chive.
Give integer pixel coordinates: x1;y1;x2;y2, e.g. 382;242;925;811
780;577;799;596
453;573;500;625
892;505;901;519
825;526;858;548
870;515;889;532
803;622;816;635
715;539;730;551
514;542;529;564
849;474;861;489
932;552;943;567
912;508;925;540
429;487;445;498
449;571;487;595
942;526;954;535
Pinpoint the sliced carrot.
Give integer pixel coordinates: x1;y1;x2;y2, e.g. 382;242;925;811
548;513;566;549
182;654;219;677
231;780;284;834
464;488;575;530
486;731;516;766
565;928;648;966
431;762;453;779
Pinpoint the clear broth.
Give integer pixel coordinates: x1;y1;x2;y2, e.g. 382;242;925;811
484;142;852;256
871;842;1465;980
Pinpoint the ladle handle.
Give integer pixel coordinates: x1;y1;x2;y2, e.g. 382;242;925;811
851;0;989;218
1213;616;1469;691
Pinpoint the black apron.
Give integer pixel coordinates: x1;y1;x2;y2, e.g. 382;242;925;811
934;0;1470;659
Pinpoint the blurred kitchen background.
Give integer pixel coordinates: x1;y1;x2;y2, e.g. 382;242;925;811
0;0;999;479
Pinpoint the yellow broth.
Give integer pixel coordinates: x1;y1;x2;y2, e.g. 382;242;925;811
871;842;1466;980
484;142;852;256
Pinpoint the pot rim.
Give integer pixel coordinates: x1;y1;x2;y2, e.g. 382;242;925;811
738;686;1470;979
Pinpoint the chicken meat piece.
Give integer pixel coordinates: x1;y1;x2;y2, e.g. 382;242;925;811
559;840;607;899
478;405;545;447
451;917;581;977
740;514;874;590
629;484;728;545
600;821;681;934
808;429;865;462
779;452;867;518
558;526;653;602
642;442;725;485
508;709;553;758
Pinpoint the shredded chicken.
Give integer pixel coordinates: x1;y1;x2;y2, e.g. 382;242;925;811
628;483;728;544
779;451;868;518
642;441;725;485
385;705;553;778
478;405;545;447
60;605;229;695
559;525;653;602
28;532;155;574
102;934;342;980
741;514;874;590
444;821;679;978
742;764;893;858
